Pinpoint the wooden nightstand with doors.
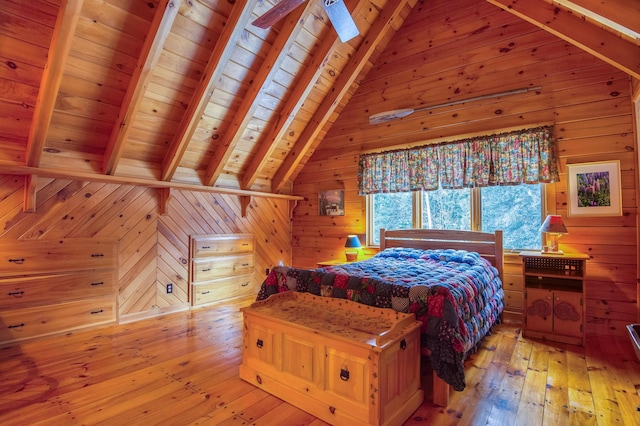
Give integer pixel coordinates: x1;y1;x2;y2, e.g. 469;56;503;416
519;251;589;346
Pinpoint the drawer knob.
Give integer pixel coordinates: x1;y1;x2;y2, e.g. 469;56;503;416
91;253;104;258
90;309;104;314
90;281;105;286
400;339;407;350
8;323;25;330
202;268;211;272
202;246;211;249
339;368;350;381
256;338;263;348
8;290;25;297
202;290;210;295
241;282;249;287
8;258;25;264
256;375;262;385
241;263;249;267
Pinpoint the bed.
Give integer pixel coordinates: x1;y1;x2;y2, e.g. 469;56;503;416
256;228;504;405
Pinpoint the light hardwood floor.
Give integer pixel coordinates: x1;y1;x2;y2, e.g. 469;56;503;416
1;297;639;425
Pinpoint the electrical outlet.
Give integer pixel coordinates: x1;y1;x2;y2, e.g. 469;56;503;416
166;283;173;294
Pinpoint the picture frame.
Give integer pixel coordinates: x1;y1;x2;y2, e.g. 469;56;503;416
318;189;345;216
566;160;621;217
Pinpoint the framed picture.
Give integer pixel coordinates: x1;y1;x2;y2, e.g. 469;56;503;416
318;189;345;216
567;160;621;217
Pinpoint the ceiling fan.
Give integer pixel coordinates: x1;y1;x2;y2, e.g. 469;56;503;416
252;0;359;43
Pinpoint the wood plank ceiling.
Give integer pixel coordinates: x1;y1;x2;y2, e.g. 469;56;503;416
1;0;639;200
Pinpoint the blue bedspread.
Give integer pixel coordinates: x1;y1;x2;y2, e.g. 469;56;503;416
256;247;504;391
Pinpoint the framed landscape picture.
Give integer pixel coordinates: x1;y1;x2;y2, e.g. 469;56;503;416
318;189;345;216
567;160;621;217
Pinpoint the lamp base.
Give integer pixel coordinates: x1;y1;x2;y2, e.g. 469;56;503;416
541;249;563;255
345;252;358;262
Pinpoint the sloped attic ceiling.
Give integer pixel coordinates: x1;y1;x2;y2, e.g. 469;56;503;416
1;0;638;199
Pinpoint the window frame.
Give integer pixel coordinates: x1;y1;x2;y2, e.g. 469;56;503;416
366;184;549;249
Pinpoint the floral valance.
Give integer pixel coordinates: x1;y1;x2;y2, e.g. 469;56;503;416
358;126;558;195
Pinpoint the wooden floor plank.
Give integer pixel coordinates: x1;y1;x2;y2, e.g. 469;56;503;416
2;301;640;426
565;345;597;425
513;339;550;425
543;345;571;425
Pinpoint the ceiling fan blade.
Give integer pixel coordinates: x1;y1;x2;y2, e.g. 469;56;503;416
323;0;359;43
252;0;307;29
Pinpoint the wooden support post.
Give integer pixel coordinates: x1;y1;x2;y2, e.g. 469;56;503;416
240;195;251;218
23;175;37;212
159;187;172;215
432;372;450;406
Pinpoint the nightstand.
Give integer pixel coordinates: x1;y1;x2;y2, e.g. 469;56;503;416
519;251;589;345
317;259;354;267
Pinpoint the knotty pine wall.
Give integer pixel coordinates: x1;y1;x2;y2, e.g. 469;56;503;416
292;0;638;337
0;175;291;322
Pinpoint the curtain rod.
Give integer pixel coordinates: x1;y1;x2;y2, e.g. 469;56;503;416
360;122;555;155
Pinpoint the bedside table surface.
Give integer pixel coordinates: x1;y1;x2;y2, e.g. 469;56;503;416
317;259;354;267
519;250;589;260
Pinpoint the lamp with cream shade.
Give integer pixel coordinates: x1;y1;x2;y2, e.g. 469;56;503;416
539;215;568;254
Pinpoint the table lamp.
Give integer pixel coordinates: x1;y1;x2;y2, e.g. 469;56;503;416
539;215;568;254
344;235;362;261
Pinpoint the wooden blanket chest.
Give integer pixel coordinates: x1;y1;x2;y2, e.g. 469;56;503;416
239;291;423;426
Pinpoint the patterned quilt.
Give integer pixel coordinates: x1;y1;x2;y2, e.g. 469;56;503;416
256;247;504;391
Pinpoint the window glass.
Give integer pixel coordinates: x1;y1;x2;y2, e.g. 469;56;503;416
370;192;413;245
481;184;543;250
422;187;471;230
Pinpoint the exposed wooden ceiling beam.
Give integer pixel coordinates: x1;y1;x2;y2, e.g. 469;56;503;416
102;0;181;175
487;0;640;79
547;0;640;45
241;0;359;191
0;163;303;201
160;0;257;182
562;0;640;39
240;28;340;190
204;2;309;186
270;0;418;192
26;0;84;167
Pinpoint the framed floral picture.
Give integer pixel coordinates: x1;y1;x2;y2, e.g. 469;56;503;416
566;160;621;217
318;189;345;216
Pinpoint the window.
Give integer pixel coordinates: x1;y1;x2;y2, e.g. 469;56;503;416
368;184;544;250
481;184;543;250
422;187;471;231
369;192;414;245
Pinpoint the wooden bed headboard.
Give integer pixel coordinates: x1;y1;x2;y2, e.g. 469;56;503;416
379;228;504;281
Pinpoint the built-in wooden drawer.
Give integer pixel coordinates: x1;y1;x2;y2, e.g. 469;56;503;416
503;289;524;310
502;273;524;292
0;270;115;310
191;254;254;282
192;274;254;305
191;234;254;258
0;297;116;343
0;239;117;277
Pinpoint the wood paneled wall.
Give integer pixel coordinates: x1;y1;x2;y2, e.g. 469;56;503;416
0;175;291;322
292;0;638;337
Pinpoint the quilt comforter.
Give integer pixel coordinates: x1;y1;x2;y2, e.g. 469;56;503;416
256;247;504;391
